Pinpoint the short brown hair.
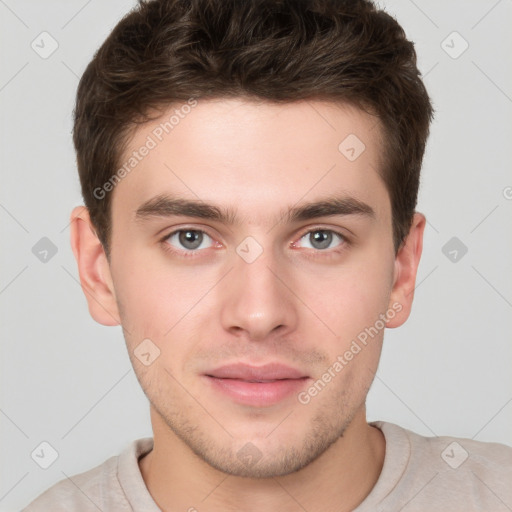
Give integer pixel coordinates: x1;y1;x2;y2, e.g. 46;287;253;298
73;0;433;257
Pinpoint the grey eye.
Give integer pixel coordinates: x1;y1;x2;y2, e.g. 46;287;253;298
300;230;343;250
166;230;213;251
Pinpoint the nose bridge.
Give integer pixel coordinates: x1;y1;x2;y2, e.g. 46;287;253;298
219;236;297;339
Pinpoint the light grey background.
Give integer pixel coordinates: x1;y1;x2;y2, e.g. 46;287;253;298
1;0;511;510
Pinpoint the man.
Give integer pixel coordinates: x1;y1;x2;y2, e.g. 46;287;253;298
24;0;512;510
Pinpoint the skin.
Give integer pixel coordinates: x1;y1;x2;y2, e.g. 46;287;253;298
70;98;425;512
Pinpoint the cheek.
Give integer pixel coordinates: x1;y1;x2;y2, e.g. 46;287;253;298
303;262;390;398
112;250;220;342
299;256;393;342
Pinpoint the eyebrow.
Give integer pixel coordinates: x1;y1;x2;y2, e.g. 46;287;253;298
134;193;375;225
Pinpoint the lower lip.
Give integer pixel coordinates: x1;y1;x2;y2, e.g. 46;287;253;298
204;376;310;407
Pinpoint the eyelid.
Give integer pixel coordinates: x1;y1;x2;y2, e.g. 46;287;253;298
295;224;349;239
159;225;349;241
159;225;218;242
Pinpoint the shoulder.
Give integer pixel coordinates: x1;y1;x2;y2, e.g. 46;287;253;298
402;422;512;475
22;438;153;512
22;455;119;512
375;421;512;511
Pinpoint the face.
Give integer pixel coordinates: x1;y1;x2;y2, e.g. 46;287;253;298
78;98;418;478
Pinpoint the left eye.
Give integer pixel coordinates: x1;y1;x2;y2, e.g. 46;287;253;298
165;230;214;251
297;229;345;250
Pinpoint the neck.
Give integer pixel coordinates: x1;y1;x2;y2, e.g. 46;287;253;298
139;406;385;512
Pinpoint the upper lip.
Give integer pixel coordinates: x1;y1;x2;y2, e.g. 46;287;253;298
205;363;307;381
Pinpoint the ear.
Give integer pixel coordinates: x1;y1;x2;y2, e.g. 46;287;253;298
386;212;426;328
69;206;120;326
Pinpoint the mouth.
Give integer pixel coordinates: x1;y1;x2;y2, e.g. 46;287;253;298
203;362;310;406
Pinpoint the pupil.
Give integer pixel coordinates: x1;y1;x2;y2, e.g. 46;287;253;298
311;230;332;249
180;230;202;249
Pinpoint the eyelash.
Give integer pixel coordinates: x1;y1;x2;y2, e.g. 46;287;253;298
159;226;351;260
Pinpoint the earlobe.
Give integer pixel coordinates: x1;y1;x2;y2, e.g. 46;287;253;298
69;206;121;326
386;212;426;328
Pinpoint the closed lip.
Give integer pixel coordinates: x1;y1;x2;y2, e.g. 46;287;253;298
205;362;308;381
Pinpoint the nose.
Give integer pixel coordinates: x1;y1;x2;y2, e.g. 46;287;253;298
219;242;298;341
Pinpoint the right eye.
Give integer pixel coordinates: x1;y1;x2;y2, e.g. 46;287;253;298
163;229;215;253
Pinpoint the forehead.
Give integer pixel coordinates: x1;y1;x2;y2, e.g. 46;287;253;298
111;98;389;224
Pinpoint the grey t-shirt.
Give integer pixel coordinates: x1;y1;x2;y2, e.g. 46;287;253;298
23;421;512;511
